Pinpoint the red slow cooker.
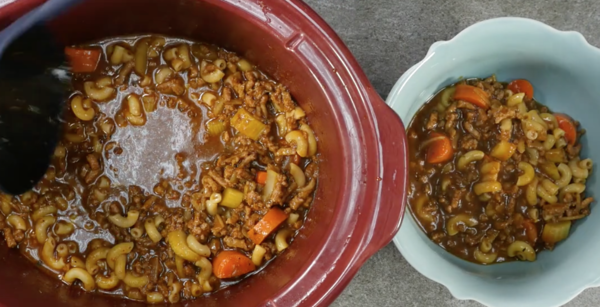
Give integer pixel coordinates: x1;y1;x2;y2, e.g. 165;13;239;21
0;0;408;306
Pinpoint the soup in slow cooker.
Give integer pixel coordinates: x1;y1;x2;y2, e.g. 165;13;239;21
0;35;318;303
407;76;592;264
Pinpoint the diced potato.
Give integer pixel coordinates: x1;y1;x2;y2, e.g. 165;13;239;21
231;109;266;141
542;221;571;244
206;119;226;136
220;188;244;208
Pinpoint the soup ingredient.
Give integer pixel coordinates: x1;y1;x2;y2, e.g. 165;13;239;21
425;132;454;164
542;221;571;244
555;113;577;145
508;79;534;99
212;250;256;278
256;171;268;185
248;207;288;244
64;47;101;72
453;84;490;109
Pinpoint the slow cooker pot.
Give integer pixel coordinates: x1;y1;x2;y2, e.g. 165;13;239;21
0;0;408;306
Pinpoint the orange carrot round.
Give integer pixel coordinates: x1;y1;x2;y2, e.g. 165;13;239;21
212;250;256;279
453;84;490;109
508;79;534;99
65;47;101;73
555;113;577;145
247;207;288;245
425;132;454;164
256;171;268;185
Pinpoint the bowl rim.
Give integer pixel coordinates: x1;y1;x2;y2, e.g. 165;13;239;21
387;16;600;307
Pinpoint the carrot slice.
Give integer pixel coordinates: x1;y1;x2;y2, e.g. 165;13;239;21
453;84;490;109
247;207;288;245
508;79;534;99
65;47;101;73
212;250;256;279
522;219;538;244
256;171;268;185
425;132;454;164
555;113;577;145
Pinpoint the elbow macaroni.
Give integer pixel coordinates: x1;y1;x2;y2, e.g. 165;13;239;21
275;229;293;252
195;257;213;292
54;221;75;236
175;255;185;277
40;236;66;270
168;282;183;303
108;210;140;228
123;272;149;288
541;179;559;195
114;254;127;280
526;177;539;206
35;216;56;244
107;242;134;269
145;218;162;243
206;193;222;216
168;230;200;262
95;272;119;290
537;184;558;204
251;244;267;266
457;150;484;170
32;205;57;222
555;163;573;188
7;214;28;231
516;162;535;186
63;268;95;291
186;235;211;257
86;247;110;275
569;158;589;179
69;256;86;269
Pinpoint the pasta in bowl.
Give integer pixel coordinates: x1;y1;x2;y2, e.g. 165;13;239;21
390;17;600;307
407;76;592;264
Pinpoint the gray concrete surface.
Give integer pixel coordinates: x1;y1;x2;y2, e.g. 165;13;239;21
301;1;600;306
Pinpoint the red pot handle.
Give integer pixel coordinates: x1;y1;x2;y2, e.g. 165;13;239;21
363;87;408;257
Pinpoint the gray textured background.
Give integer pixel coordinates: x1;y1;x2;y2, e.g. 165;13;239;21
301;1;600;306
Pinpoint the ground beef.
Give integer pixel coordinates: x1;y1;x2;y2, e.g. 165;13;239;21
157;78;185;95
207;170;230;188
223;237;249;250
268;174;287;206
3;228;15;248
426;112;438;130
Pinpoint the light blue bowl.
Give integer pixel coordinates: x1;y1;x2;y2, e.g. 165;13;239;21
388;17;600;307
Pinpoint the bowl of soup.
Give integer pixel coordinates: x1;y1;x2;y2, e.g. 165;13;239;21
390;17;600;307
0;0;408;306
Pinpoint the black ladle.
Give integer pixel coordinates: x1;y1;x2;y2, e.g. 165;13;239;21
0;0;80;195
